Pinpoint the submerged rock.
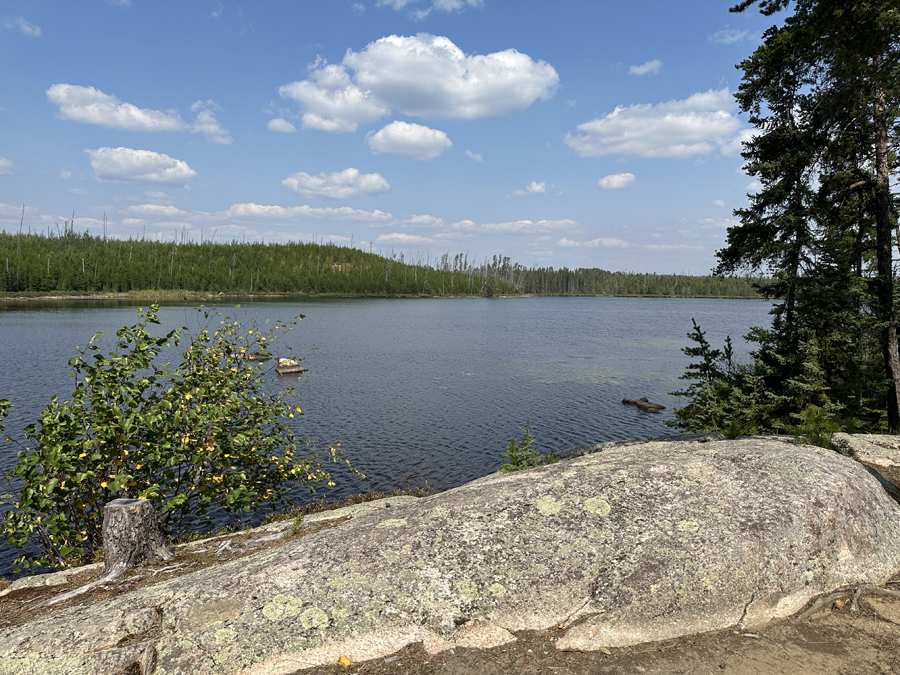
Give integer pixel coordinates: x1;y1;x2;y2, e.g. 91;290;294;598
2;437;899;674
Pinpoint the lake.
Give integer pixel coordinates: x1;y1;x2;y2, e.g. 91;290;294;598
0;296;773;575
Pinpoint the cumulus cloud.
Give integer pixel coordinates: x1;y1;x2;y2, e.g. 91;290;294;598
267;118;297;133
282;168;391;199
86;147;197;185
512;181;546;196
644;243;698;251
126;204;187;217
278;63;390;133
190;100;232;144
3;16;41;37
367;121;452;160
225;202;393;222
629;59;660;76
559;236;630;248
375;232;435;245
465;149;484;163
720;127;758;157
564;89;744;159
452;218;576;234
713;199;726;208
48;84;187;132
0;156;13;174
279;34;558;132
398;214;445;228
710;28;749;44
47;85;231;144
598;173;635;189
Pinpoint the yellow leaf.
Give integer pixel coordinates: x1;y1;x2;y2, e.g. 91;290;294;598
338;655;353;668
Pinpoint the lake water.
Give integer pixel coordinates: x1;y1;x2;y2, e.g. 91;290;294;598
0;296;773;575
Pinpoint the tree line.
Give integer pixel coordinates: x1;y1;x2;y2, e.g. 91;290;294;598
0;227;760;299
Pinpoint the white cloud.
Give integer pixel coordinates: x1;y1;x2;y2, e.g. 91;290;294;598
190;100;232;144
69;188;87;195
279;63;390;133
282;168;390;199
352;3;365;12
378;0;481;19
644;243;698;251
126;204;187;217
747;180;762;192
121;217;145;226
559;236;630;248
48;84;187;132
399;214;445;228
367;121;451;160
0;156;13;174
713;199;726;208
585;237;630;248
453;218;576;234
3;16;41;37
710;28;749;44
711;218;740;229
564;89;744;159
598;173;635;189
60;169;72;179
209;4;223;18
47;86;230;144
513;181;546;196
86;147;197;185
375;232;435;245
280;34;558;132
465;149;483;163
720;128;758;157
106;0;131;5
225;202;393;222
629;59;661;76
267;118;297;133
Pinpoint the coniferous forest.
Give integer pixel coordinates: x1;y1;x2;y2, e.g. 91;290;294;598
670;0;900;438
0;227;761;299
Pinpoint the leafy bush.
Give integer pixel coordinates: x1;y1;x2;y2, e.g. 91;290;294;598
2;305;356;570
499;419;558;472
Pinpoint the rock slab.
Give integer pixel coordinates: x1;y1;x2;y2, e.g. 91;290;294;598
2;437;900;674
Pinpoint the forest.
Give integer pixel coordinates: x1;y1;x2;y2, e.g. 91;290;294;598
0;226;761;299
671;0;900;438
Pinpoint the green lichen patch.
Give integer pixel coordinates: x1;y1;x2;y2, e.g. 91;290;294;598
263;594;304;621
214;628;237;644
584;497;611;516
534;496;563;515
300;607;329;630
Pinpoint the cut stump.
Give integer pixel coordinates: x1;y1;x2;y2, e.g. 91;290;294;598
101;498;172;582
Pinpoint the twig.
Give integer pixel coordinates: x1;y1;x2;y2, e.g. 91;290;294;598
797;591;848;620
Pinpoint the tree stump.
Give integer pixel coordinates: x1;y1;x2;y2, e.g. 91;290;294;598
101;498;172;581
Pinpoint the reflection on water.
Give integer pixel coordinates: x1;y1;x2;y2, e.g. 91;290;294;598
0;296;773;575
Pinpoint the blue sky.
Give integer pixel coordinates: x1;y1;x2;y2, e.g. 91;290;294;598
0;1;775;274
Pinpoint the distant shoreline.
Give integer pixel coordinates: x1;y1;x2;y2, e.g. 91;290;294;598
0;291;769;303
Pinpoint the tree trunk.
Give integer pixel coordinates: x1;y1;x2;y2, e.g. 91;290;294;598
872;71;900;433
101;498;172;581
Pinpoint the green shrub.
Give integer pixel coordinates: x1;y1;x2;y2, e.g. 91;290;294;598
2;305;357;570
499;419;558;472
